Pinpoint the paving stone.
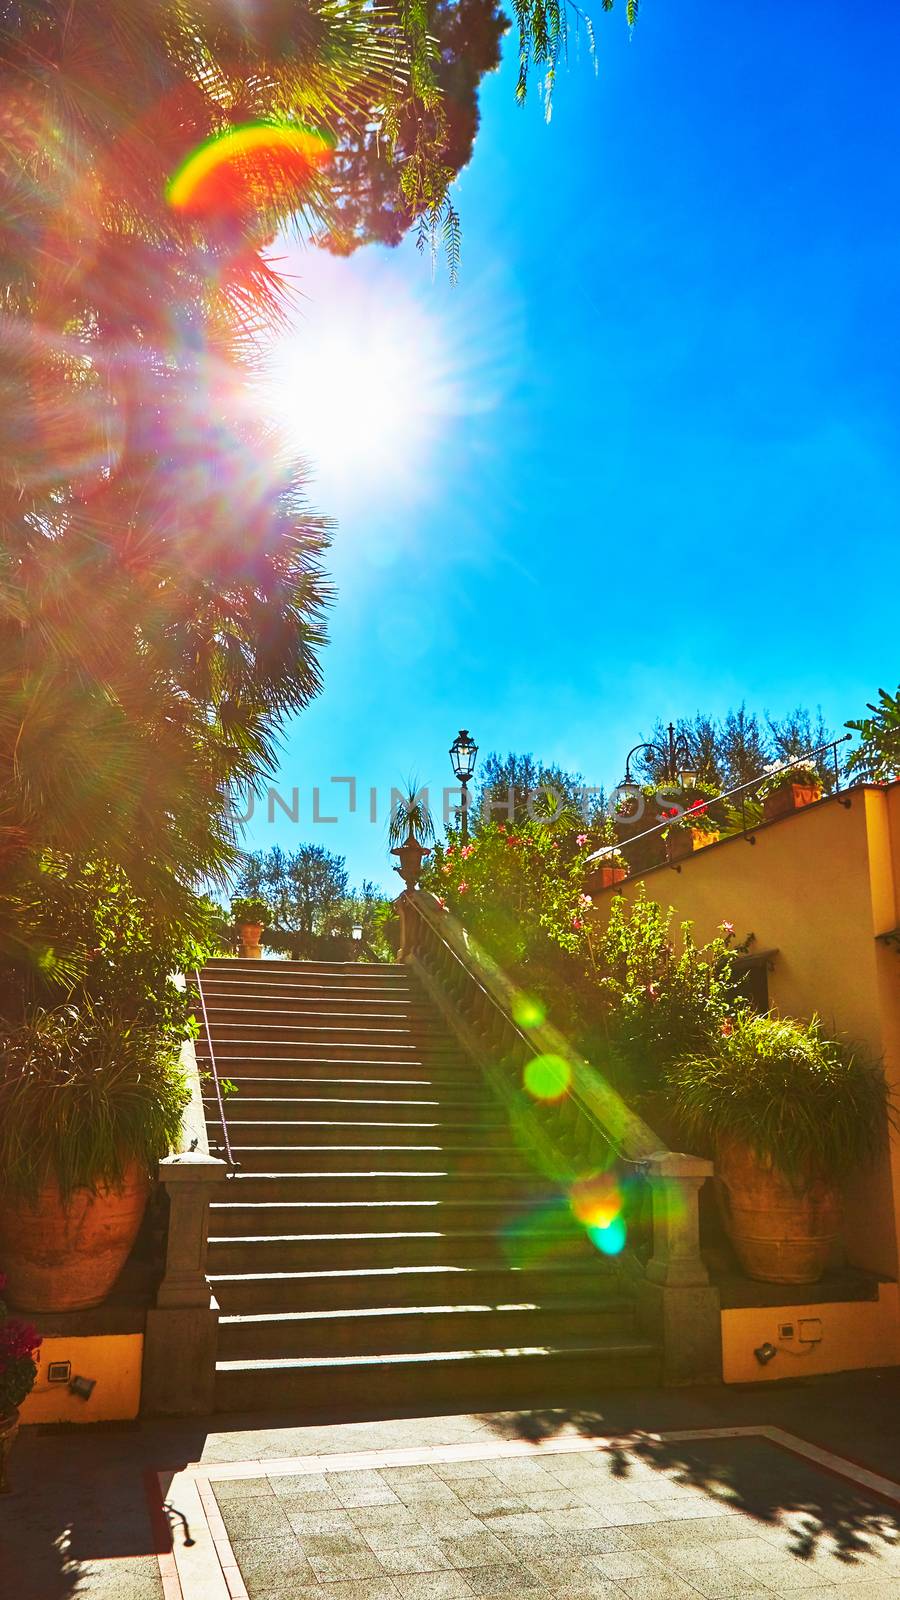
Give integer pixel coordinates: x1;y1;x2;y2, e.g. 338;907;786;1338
307;1549;387;1582
268;1473;334;1496
376;1543;454;1574
479;1512;550;1541
618;1575;704;1600
286;1510;361;1539
391;1574;476;1599
439;1531;514;1569
459;1563;539;1594
231;1537;316;1595
219;1497;296;1540
414;1513;489;1539
544;1506;615;1531
214;1476;275;1500
291;1583;399;1600
296;1529;372;1557
519;1486;589;1513
455;1490;528;1516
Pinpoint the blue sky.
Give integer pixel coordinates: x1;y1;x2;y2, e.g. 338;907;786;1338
247;0;900;892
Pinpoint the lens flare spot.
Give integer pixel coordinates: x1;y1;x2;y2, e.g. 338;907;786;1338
513;994;546;1029
167;122;333;219
570;1172;622;1231
523;1053;571;1101
588;1216;627;1255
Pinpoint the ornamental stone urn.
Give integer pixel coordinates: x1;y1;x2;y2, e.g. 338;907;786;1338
391;830;431;891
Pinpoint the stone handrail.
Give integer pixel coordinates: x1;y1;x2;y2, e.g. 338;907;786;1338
397;889;715;1312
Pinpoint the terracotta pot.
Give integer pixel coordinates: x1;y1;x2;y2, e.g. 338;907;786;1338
665;828;719;863
238;920;264;953
0;1407;19;1495
0;1162;150;1311
715;1136;841;1284
763;783;822;823
584;863;627;893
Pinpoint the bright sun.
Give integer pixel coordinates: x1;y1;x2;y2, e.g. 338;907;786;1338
260;252;460;503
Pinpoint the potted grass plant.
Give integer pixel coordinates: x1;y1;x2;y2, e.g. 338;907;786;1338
231;895;269;958
669;1012;890;1284
388;783;435;891
760;761;823;822
0;1274;41;1492
0;1005;188;1311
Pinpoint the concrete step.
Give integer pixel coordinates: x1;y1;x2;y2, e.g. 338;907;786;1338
200;995;431;1015
200;1062;485;1090
202;960;409;979
208;1260;625;1314
206;1223;595;1273
214;1338;661;1415
202;1077;486;1108
210;1168;540;1203
203;1020;450;1046
198;1038;463;1062
209;1193;562;1231
202;1136;529;1173
217;1300;637;1360
207;1098;506;1129
209;1174;545;1210
207;1117;517;1149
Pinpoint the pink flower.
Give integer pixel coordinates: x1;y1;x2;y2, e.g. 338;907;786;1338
458;881;469;893
441;864;452;876
461;844;474;858
579;893;592;907
721;1018;734;1036
644;982;659;1000
720;920;735;936
571;917;583;930
446;845;455;857
576;833;589;847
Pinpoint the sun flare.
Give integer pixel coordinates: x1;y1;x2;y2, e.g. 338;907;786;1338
261;254;461;503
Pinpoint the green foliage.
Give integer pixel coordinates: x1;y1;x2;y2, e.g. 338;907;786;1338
421;818;593;969
657;781;723;836
846;687;900;784
759;762;822;796
388;784;436;847
0;1280;40;1412
474;751;605;832
0;859;219;1051
592;890;747;1097
669;1013;891;1184
231;897;270;927
0;1004;189;1202
630;704;836;794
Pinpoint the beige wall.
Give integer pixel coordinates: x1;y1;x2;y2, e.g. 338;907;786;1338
589;784;900;1280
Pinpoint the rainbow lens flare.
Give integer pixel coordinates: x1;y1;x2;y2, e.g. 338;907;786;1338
167;122;333;219
512;994;546;1029
587;1216;627;1255
570;1171;628;1254
523;1053;571;1101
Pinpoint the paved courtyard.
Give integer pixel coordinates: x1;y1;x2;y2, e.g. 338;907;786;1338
4;1371;900;1600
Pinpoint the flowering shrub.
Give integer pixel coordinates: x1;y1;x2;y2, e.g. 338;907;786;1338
591;890;749;1098
759;761;822;796
0;1274;40;1414
421;820;594;970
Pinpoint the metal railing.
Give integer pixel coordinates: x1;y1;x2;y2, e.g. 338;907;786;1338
585;734;853;865
193;966;236;1170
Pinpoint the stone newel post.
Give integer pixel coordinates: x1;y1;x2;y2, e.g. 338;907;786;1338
142;1150;225;1415
637;1151;721;1384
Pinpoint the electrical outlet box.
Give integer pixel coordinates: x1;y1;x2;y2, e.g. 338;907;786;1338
47;1360;71;1383
798;1317;823;1343
778;1323;795;1340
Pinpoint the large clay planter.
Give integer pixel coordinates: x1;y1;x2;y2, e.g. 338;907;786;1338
665;828;719;864
0;1408;19;1494
238;921;264;958
0;1163;150;1311
715;1136;841;1284
763;783;822;823
585;863;627;893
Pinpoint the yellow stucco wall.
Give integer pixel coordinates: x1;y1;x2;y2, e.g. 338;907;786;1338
19;1333;143;1424
589;784;900;1284
721;1282;900;1384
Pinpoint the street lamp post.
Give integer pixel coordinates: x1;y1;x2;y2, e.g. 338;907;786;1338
449;728;478;841
623;722;697;789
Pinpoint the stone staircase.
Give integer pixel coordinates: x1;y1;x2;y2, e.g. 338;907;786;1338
197;957;660;1415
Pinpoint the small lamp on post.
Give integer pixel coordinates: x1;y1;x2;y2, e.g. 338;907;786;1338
449;728;478;841
351;923;363;942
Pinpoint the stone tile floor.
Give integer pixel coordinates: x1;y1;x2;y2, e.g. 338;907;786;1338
4;1370;900;1600
204;1436;900;1600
